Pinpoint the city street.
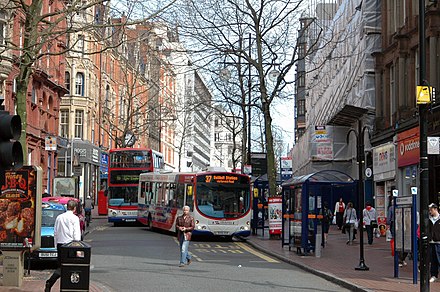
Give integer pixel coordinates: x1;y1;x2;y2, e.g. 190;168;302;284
84;217;349;292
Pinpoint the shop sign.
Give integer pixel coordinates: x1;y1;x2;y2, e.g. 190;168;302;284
280;157;292;181
397;127;419;168
268;197;282;235
373;143;395;175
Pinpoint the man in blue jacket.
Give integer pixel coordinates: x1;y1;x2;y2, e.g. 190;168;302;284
428;203;440;283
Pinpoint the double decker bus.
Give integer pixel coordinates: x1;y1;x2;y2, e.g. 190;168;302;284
107;148;164;225
137;170;251;238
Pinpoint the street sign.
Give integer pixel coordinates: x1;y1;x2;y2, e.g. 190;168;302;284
73;165;82;176
395;196;413;206
416;86;433;104
365;167;372;178
45;136;57;151
427;136;440;154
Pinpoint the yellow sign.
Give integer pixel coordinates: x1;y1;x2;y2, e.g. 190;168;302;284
253;188;258;198
416;86;432;104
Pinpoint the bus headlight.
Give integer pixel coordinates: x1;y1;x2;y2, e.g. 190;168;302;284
112;211;117;216
240;226;249;231
195;220;199;225
246;221;250;225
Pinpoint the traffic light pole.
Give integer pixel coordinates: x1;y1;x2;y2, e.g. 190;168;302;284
418;1;429;291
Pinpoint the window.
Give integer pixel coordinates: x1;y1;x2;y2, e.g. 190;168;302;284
75;72;84;96
31;87;37;104
214;118;219;127
297;99;306;116
65;71;70;93
77;35;84;54
297;72;305;87
74;110;84;139
60;110;69;138
390;64;396;122
214;133;220;141
0;11;6;45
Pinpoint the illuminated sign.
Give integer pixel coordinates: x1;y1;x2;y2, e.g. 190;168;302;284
109;170;144;184
204;175;239;184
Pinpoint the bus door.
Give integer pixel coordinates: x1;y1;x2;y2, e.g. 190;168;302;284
185;185;194;211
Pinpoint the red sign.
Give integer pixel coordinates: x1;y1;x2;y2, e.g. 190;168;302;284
397;127;419;168
268;197;282;235
0;167;39;249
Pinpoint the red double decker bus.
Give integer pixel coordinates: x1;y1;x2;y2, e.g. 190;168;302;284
107;148;164;225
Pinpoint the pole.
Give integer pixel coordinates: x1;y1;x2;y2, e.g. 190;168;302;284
418;0;429;290
355;121;369;271
247;33;252;165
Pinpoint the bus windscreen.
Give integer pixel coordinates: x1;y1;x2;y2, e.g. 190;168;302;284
196;174;250;219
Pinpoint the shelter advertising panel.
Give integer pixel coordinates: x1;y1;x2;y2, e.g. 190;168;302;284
268;197;282;235
0;166;42;250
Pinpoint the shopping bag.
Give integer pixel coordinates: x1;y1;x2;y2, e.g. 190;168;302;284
332;216;336;225
354;220;359;229
390;238;395;257
386;229;392;242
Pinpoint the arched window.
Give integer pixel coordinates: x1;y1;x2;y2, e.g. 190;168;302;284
65;71;70;93
75;72;84;96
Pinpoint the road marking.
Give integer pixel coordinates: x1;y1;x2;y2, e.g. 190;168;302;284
234;242;279;263
173;238;203;262
203;260;230;262
95;226;108;232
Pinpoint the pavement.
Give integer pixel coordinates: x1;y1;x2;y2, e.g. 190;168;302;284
2;209;440;291
245;226;440;292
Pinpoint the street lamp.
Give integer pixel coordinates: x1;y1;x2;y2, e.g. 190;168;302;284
347;121;370;271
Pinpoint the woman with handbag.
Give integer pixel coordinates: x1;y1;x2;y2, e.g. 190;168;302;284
343;202;357;245
363;201;378;245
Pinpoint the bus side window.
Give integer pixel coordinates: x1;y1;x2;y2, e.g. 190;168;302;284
176;183;184;208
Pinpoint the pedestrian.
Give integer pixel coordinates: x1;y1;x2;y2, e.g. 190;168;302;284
42;189;51;198
343;202;357;245
45;200;81;292
334;197;345;230
428;203;440;283
321;202;332;245
363;201;377;245
176;205;195;267
84;195;94;226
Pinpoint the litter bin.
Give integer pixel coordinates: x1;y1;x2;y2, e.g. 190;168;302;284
59;241;91;292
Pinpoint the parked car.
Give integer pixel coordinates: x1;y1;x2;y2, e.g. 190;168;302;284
29;202;66;264
42;196;86;239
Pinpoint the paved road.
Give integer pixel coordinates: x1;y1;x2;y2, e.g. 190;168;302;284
84;218;349;292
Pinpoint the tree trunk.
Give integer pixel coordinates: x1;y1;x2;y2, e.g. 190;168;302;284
261;101;276;198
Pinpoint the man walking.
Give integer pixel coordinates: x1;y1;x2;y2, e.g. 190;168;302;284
176;205;195;267
45;200;81;292
84;195;94;226
428;203;440;283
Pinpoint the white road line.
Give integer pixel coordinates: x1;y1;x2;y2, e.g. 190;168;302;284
173;238;203;262
235;242;279;263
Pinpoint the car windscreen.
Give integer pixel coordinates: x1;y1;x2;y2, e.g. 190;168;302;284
42;209;65;227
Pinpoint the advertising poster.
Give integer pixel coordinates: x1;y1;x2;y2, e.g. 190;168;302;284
268;197;282;235
0;166;41;250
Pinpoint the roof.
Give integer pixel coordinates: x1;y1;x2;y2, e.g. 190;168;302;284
282;170;354;186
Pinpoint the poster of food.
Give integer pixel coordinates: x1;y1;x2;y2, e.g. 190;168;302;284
0;166;41;250
268;197;282;235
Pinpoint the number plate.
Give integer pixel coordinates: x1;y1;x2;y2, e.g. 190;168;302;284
39;252;57;258
215;231;230;235
125;219;136;222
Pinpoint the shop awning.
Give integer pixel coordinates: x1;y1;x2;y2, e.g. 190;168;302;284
282;170;354;186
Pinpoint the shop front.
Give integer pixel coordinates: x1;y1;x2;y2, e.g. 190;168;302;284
372;142;396;235
396;127;419;200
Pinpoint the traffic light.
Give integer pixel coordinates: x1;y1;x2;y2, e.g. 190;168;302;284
0;110;23;169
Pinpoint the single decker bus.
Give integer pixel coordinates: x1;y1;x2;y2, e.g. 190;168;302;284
108;148;163;225
137;169;251;238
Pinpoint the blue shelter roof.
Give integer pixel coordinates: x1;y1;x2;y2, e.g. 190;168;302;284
282;170;354;186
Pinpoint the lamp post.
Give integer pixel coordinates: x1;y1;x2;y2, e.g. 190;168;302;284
348;121;369;271
418;0;429;290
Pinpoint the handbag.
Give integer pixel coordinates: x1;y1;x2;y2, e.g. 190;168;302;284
366;210;378;228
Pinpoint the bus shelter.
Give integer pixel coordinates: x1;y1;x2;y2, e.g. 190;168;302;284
251;173;282;236
281;170;357;255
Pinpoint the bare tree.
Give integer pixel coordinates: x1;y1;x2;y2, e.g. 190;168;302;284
167;0;311;199
0;0;176;156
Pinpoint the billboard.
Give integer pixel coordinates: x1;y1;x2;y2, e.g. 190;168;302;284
0;166;42;250
251;153;267;177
